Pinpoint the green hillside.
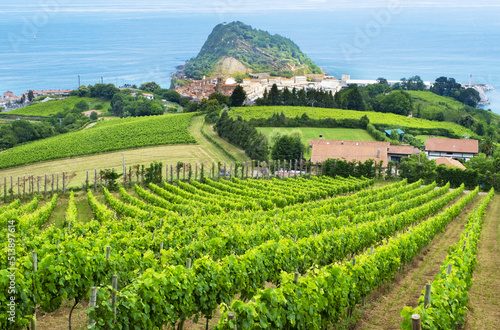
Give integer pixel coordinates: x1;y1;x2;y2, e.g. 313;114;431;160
408;91;500;126
230;106;476;137
0;97;110;117
183;21;322;79
0;113;195;169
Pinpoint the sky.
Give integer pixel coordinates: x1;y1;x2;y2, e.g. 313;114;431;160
0;0;498;13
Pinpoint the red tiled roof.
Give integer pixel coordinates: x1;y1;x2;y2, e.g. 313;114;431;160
435;157;467;170
388;145;420;155
310;143;388;167
425;138;478;154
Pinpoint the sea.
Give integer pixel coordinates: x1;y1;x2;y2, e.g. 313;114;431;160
1;6;499;113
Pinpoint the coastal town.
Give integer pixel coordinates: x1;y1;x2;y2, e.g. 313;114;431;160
0;74;494;111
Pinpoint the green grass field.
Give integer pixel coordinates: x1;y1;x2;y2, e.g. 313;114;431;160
0;113;196;169
0;97;111;117
258;127;375;156
231;106;476;137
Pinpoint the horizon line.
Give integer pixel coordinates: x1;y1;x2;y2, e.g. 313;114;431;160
1;4;500;14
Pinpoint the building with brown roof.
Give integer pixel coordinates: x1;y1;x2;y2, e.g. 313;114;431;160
435;157;467;170
387;145;421;162
425;138;478;161
310;140;390;167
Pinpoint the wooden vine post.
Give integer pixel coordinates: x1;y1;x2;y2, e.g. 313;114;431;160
51;174;54;195
89;287;98;326
112;275;118;318
411;314;421;330
228;312;237;330
31;251;38;330
424;283;431;308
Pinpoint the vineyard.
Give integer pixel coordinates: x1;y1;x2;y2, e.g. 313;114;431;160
0;97;110;118
0;113;196;170
230;106;475;137
0;175;495;329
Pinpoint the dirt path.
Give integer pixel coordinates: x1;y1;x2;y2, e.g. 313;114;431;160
188;115;234;165
351;195;482;330
463;195;500;329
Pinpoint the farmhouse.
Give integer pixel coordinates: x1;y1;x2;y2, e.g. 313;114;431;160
425;137;478;161
309;139;390;167
309;139;420;167
387;145;420;162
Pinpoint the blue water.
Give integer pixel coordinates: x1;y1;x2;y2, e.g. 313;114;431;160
1;7;499;113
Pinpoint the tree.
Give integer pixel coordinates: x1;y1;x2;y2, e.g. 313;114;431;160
430;77;461;97
339;85;365;111
77;85;89;97
28;90;34;102
479;137;495;157
230;85;247;107
208;92;230;106
268;84;280;105
89;111;98;120
359;115;370;128
475;122;485;136
457;88;480;107
405;75;426;91
270;131;305;161
377;77;388;85
139;82;160;93
163;90;182;103
377;90;413;116
399;152;437;183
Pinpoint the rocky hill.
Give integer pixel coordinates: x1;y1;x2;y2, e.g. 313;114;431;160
182;21;323;79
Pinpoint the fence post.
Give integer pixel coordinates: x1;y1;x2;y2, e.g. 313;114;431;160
56;173;59;194
89;287;98;326
31;251;37;330
62;172;66;194
51;174;54;195
195;162;198;181
424;283;431;308
112;275;118;318
411;314;421;330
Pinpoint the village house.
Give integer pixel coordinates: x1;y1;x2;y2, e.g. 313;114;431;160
435;157;467;170
30;89;73;98
309;139;420;168
309;140;390;167
425;137;478;161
